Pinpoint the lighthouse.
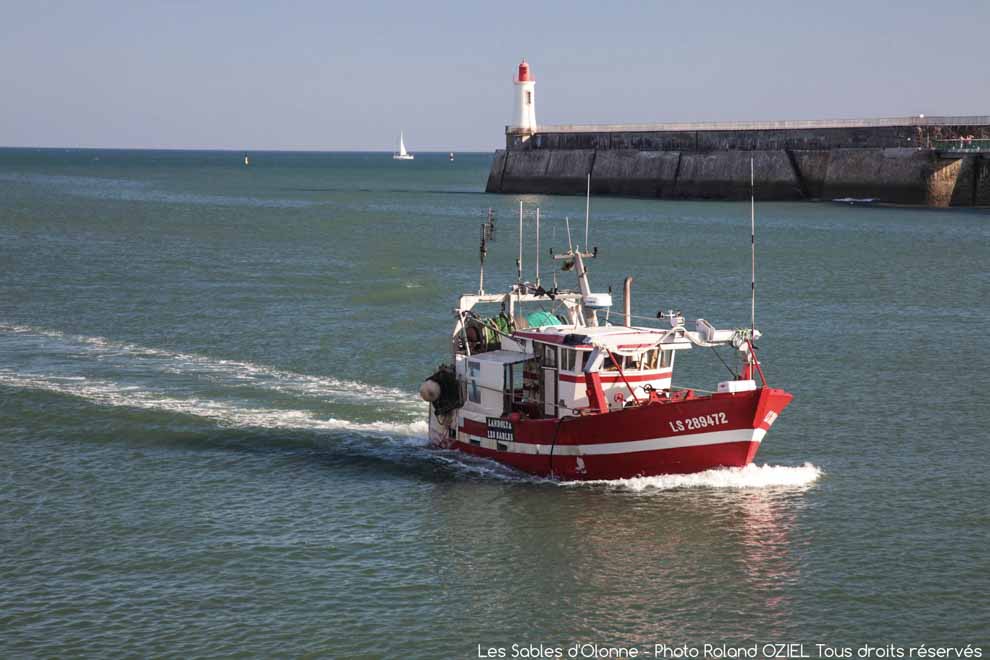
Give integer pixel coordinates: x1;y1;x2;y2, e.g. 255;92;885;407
511;59;537;133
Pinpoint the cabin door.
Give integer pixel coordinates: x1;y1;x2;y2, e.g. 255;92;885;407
540;344;558;417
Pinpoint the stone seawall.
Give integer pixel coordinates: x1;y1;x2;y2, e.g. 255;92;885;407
485;117;990;206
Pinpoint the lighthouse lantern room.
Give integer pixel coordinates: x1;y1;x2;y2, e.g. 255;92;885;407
512;59;537;133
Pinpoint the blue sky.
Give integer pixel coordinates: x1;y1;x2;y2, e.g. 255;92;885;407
1;1;987;151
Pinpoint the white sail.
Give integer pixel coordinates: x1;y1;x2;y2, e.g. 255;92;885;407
393;131;414;160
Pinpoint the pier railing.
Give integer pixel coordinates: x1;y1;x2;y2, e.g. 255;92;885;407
934;138;990;153
528;116;990;135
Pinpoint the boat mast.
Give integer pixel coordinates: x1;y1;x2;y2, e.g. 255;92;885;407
517;201;523;283
750;157;756;336
479;208;495;294
572;252;598;327
553;237;598;326
535;207;540;287
585;173;591;250
479;222;486;295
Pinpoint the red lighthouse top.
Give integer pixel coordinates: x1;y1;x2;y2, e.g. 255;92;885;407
516;59;533;82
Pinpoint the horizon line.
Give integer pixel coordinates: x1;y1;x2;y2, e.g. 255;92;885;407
0;145;499;153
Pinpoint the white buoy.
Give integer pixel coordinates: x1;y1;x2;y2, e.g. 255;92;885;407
419;380;441;402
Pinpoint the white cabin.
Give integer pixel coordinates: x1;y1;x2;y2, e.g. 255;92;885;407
449;273;717;422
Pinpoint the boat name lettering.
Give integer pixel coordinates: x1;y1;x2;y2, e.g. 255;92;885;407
668;412;728;433
487;417;515;442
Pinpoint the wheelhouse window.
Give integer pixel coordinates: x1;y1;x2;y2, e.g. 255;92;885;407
647;349;660;369
635;349;659;370
539;343;557;368
502;364;523;412
561;348;582;372
623;352;647;370
468;360;481;403
617;349;671;371
505;358;541;415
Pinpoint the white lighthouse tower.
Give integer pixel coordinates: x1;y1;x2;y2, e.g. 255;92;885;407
511;59;537;133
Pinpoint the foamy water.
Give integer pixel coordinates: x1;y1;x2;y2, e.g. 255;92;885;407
0;371;429;438
0;323;417;407
0;323;428;441
567;462;823;491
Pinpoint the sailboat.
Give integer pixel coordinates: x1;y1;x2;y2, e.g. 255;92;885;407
393;132;414;160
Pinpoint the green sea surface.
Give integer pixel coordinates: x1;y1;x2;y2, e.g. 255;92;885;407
0;148;987;657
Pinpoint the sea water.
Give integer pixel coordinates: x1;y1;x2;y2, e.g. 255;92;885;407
1;148;987;656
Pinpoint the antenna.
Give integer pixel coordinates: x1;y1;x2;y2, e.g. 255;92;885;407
750;157;756;336
535;207;541;287
479;208;496;294
517;201;523;282
479;221;486;295
584;174;591;249
565;216;573;252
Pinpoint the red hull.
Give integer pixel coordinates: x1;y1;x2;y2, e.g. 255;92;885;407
439;387;793;480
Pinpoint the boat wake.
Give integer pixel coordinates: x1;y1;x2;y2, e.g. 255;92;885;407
0;371;428;438
0;323;427;440
566;462;823;491
0;323;414;405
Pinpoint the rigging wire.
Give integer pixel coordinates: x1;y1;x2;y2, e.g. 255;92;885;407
711;346;738;379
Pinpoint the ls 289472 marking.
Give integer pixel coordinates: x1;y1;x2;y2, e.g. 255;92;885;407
669;413;728;433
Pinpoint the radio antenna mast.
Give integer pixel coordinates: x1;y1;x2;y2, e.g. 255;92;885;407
584;174;591;249
479;222;487;294
479;208;495;294
750;157;756;336
517;201;523;283
535;207;541;287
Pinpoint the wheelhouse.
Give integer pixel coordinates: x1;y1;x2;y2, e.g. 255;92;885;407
451;290;694;420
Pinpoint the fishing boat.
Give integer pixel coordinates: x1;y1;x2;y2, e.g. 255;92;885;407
420;183;793;481
393;132;414;160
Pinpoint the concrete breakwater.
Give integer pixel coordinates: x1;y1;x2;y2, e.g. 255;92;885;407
485;117;990;206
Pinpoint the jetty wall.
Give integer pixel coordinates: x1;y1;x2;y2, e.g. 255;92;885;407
485;117;990;206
